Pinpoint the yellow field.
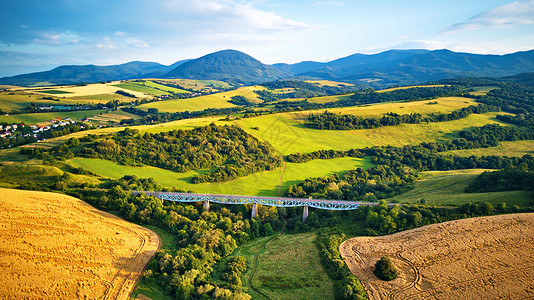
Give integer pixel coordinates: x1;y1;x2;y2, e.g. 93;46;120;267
305;80;355;87
29;82;150;98
289;97;478;120
137;86;268;113
377;84;447;93
341;213;534;299
0;188;160;299
443;140;534;157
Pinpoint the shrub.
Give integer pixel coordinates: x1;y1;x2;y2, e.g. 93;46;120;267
373;257;397;281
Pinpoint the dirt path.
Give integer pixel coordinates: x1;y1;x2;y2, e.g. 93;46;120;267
0;188;161;299
340;213;534;300
248;220;287;299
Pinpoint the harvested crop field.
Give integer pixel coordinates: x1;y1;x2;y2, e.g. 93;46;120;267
0;188;160;299
340;213;534;300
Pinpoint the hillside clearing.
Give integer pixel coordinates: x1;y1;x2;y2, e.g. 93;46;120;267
442;140;534;157
236;112;510;155
0;188;160;299
389;169;533;207
340;213;534;300
69;156;372;196
250;233;335;299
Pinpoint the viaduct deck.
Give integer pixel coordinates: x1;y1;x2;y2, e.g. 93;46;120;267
132;191;398;221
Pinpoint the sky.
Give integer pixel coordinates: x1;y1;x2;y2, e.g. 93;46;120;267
1;0;534;77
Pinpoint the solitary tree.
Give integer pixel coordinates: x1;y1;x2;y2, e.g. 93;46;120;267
374;256;398;281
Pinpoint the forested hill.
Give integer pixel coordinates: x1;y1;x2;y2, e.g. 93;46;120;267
0;61;188;86
3;48;534;88
164;50;287;85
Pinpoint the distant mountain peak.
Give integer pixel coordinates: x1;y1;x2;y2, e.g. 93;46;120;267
164;49;287;84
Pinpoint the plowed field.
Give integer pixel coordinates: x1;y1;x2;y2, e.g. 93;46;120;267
0;188;160;299
340;213;534;299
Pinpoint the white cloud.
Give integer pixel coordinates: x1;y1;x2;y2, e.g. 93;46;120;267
34;31;82;45
313;1;345;7
441;0;534;34
164;0;310;32
96;37;116;49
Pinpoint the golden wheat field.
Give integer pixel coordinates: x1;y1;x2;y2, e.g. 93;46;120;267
340;213;534;300
0;188;160;299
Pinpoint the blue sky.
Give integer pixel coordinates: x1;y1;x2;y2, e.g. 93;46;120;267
1;0;533;77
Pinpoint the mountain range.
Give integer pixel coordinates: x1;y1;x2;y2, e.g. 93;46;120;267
1;49;534;88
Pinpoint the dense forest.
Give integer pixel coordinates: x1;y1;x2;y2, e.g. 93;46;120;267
77;125;283;183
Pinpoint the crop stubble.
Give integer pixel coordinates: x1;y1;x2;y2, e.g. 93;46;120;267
0;188;160;299
340;213;534;299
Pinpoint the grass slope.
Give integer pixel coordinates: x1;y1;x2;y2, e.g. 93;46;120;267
390;169;533;207
113;82;168;96
236;112;509;155
250;233;334;299
69;156;372;196
442;140;534;157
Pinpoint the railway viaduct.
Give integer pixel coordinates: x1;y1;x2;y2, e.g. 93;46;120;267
132;191;395;222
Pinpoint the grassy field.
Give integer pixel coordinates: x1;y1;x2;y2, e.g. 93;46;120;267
69;93;136;104
221;232;334;299
154;79;232;92
377;84;447;93
249;232;334;299
442;140;534;157
136;87;274;113
69;156;372;196
27;82;149;98
36;90;73;94
305;80;354;87
141;80;189;94
469;86;499;96
390;169;534;207
0;90;60;112
291;96;478;119
85;109;141;125
0;109;106;125
113;82;168;96
236;111;509;155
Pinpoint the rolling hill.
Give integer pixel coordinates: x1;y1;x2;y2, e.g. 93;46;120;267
2;48;534;88
0;60;189;87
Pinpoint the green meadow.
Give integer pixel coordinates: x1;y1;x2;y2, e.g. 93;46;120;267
236;111;509;155
250;233;334;299
390;169;534;207
141;80;190;93
442;140;534;157
0;91;59;112
69;156;372;196
113;82;168;96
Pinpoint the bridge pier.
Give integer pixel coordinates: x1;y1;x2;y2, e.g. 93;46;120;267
251;203;258;219
203;200;210;212
302;205;309;223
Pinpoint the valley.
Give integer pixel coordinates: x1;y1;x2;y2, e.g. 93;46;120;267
1;70;533;299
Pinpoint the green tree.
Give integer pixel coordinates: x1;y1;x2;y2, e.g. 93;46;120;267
374;257;398;281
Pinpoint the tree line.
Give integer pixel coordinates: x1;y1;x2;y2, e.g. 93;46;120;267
305;104;500;130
